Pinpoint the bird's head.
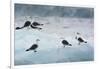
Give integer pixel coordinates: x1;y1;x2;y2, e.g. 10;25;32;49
36;39;40;41
76;32;81;35
36;39;40;44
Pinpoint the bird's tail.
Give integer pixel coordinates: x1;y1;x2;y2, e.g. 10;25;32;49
69;44;72;46
40;24;44;26
84;41;87;43
38;28;42;30
26;49;30;51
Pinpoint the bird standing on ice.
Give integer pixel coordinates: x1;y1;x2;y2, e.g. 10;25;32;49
75;32;87;45
60;38;72;48
26;39;40;52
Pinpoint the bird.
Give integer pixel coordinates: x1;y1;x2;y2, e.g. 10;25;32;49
16;21;31;30
26;39;40;52
30;24;42;30
75;36;87;45
32;22;44;26
60;37;72;47
62;40;72;47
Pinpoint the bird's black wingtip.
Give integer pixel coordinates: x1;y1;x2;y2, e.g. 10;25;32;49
26;49;29;51
41;24;44;25
69;44;72;46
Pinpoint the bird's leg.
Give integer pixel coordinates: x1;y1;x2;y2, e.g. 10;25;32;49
78;42;80;45
27;26;31;29
34;49;37;52
63;45;65;48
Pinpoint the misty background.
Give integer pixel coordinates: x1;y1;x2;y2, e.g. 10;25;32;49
15;4;94;18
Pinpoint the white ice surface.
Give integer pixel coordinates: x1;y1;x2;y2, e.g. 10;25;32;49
14;17;94;65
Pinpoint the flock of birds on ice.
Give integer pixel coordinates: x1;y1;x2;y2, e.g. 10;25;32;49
15;20;88;53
